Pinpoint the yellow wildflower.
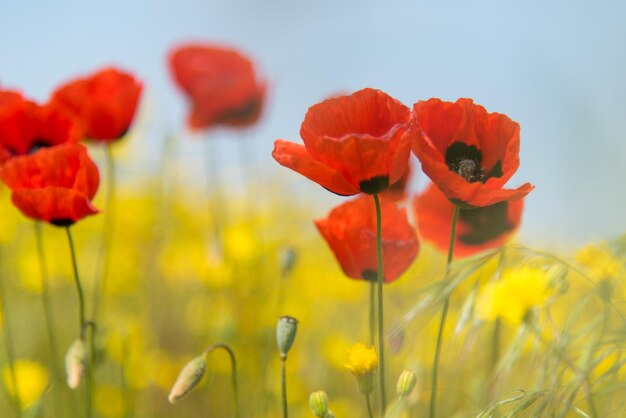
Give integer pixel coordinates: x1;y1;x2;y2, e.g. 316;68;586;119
476;266;551;326
2;360;48;409
346;343;378;375
576;243;622;280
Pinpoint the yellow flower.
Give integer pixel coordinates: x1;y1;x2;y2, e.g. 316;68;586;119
576;244;622;280
345;343;378;376
2;360;48;409
476;266;551;326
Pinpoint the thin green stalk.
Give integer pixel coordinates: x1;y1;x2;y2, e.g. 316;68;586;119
429;206;460;418
373;193;387;414
204;343;240;418
369;282;375;346
366;394;375;418
0;249;22;418
488;318;501;404
280;357;288;418
65;227;93;418
92;144;116;323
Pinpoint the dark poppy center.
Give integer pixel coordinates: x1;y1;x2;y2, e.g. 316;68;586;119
445;142;487;183
28;139;54;154
217;97;261;124
362;269;378;282
458;201;513;245
50;218;75;227
359;175;389;194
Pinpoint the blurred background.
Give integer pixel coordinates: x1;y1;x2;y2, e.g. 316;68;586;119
1;0;625;246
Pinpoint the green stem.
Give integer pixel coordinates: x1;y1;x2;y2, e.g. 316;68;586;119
280;357;288;418
65;227;93;418
0;247;22;418
373;193;386;414
429;206;460;418
92;144;116;323
366;394;375;418
204;344;240;418
369;282;375;346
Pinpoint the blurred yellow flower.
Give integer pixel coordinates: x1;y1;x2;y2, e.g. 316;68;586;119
476;266;551;326
345;343;378;376
576;243;622;280
95;385;125;418
2;360;48;409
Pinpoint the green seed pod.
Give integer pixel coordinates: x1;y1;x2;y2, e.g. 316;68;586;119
309;390;329;417
168;355;206;403
276;316;298;359
396;369;417;397
65;338;87;389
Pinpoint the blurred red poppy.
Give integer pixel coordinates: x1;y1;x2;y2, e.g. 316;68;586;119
414;183;523;258
0;143;99;226
51;67;142;142
168;43;266;130
273;88;413;196
412;98;533;208
315;195;419;283
0;91;81;163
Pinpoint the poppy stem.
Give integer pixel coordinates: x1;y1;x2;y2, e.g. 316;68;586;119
429;205;460;418
92;144;116;326
373;193;387;415
365;394;375;418
0;247;23;418
203;343;240;418
369;282;375;346
280;357;288;418
65;226;93;418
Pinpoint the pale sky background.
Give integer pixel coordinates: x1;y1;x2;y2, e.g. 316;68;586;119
1;0;625;248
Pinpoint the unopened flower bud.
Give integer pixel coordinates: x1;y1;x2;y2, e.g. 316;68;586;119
65;339;87;389
168;355;206;403
326;411;335;418
396;369;417;397
276;316;298;359
309;390;329;417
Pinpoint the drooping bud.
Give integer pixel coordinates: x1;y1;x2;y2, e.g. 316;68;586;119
168;355;206;403
65;339;87;389
276;316;298;360
309;390;329;417
396;369;417;397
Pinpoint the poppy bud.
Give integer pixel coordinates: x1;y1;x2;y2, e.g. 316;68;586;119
309;390;329;417
326;412;335;418
396;370;417;397
168;355;206;403
65;338;87;389
276;316;298;360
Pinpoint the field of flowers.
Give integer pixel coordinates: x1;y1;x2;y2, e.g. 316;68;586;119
0;43;625;418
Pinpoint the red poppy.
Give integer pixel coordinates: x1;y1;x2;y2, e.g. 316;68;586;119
414;183;523;258
51;67;142;142
0;91;81;163
412;98;533;208
273;88;413;196
315;195;419;283
168;43;266;130
0;143;99;226
380;163;413;201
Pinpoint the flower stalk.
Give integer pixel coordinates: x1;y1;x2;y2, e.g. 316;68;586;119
373;193;387;413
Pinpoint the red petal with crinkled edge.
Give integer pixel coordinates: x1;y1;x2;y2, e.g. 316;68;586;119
12;187;99;224
414;183;524;258
272;140;359;196
412;98;533;207
315;195;419;283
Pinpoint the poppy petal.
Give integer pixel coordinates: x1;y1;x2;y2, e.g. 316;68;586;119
272;140;359;196
12;188;99;224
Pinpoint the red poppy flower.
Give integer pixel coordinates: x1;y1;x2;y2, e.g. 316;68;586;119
0;143;99;226
315;195;419;283
273;88;413;196
0;91;81;163
414;183;523;258
412;98;533;208
168;43;266;130
380;163;413;201
51;67;142;142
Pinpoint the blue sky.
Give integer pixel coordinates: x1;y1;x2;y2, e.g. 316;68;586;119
2;0;626;247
